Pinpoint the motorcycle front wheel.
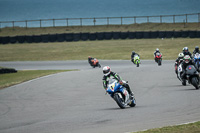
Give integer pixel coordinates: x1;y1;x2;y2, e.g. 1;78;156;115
191;77;199;89
114;93;126;109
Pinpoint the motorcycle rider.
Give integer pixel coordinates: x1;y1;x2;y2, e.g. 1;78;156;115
182;47;192;57
88;56;94;66
153;48;162;62
102;66;134;98
175;53;184;74
181;55;199;82
193;46;200;55
131;51;140;63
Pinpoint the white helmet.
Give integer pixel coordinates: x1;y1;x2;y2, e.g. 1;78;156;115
178;53;184;58
156;48;159;52
103;66;111;76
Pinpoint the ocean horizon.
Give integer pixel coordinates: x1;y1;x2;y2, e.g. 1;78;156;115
0;0;200;27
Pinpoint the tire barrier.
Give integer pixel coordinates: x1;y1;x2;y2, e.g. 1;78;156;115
165;31;174;38
158;31;166;38
150;31;159;38
104;32;113;40
96;32;104;40
89;33;97;41
17;36;26;43
0;30;199;44
173;31;181;38
0;68;17;74
81;33;89;41
136;32;143;39
25;35;33;43
120;32;128;39
10;36;17;44
73;33;81;41
41;34;49;43
143;32;151;39
1;36;10;44
33;35;41;43
113;32;120;39
128;32;136;39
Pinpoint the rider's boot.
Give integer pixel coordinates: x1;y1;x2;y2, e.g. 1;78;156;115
124;84;134;99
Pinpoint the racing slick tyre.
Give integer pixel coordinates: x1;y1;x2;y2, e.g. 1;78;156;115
114;93;126;109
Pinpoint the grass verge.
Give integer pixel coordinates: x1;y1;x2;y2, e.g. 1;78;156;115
134;121;200;133
0;70;76;89
0;38;200;61
0;23;200;37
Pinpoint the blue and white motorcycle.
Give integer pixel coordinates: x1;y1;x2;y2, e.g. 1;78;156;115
106;79;136;109
194;53;200;71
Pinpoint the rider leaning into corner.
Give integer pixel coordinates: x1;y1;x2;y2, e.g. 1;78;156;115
102;66;134;99
182;47;192;57
193;46;200;55
181;55;199;80
88;56;94;66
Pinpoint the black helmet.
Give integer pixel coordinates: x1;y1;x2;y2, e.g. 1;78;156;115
195;46;199;51
183;47;188;52
132;51;135;55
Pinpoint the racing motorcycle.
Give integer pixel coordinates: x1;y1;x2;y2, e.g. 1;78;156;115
106;79;136;109
155;53;162;66
90;58;101;68
177;64;199;89
194;53;200;71
132;55;140;67
175;58;183;74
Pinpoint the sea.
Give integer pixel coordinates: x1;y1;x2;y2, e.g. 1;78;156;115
0;0;200;27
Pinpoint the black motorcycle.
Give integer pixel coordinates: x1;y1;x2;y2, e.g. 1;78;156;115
184;65;199;89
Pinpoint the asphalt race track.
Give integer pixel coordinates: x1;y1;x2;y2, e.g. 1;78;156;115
0;60;200;133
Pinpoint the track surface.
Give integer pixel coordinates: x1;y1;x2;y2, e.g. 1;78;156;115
0;60;200;133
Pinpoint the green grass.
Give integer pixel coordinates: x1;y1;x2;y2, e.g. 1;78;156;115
0;23;200;37
134;121;200;133
0;38;200;61
0;70;76;89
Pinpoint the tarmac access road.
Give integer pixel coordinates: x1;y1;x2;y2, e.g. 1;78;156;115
0;60;200;133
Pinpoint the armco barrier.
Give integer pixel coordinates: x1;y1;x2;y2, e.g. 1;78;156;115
0;30;200;44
